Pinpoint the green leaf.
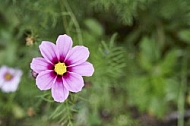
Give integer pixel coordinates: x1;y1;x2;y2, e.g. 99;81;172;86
127;76;151;111
139;37;153;70
165;78;180;101
148;96;166;118
160;49;179;75
178;29;190;44
140;37;160;62
5;42;17;65
84;18;104;37
12;104;25;119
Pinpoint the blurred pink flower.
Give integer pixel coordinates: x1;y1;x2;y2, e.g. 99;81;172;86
30;34;94;102
0;66;22;92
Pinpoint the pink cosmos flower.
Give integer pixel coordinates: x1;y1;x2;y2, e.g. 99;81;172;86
0;66;22;92
30;34;94;102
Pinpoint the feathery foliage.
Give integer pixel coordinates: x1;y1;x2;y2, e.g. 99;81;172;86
1;0;190;125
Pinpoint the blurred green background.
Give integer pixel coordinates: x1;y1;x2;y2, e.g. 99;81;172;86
0;0;190;126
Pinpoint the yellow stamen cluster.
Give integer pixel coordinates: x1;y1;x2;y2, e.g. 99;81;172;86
4;73;13;81
54;62;67;75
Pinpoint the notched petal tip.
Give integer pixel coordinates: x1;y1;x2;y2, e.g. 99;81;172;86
39;41;59;63
30;57;50;73
70;62;94;76
56;34;73;58
65;46;90;66
51;81;69;103
53;96;67;103
86;62;94;76
58;34;72;39
39;41;52;50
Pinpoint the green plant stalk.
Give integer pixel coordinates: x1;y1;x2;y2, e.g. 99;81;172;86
59;1;69;35
178;52;187;126
62;0;83;45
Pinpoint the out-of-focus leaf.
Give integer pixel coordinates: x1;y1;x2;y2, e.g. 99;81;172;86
12;104;25;119
139;37;160;71
139;53;152;71
148;96;166;118
0;51;5;64
151;76;165;96
127;76;151;111
84;18;104;37
160;49;179;75
178;29;190;44
140;37;160;63
165;78;180;101
5;42;17;65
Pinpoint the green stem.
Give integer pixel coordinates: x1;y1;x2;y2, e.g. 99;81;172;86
59;0;69;34
65;100;73;126
178;52;187;126
62;0;83;45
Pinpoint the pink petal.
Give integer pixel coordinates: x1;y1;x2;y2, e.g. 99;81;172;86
0;69;22;92
30;57;51;73
56;34;73;60
39;41;59;63
1;77;20;92
63;72;84;92
69;62;94;76
36;70;55;90
65;46;89;66
51;79;69;102
0;66;8;86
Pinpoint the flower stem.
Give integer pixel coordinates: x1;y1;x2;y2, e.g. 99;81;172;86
62;0;83;45
178;52;187;126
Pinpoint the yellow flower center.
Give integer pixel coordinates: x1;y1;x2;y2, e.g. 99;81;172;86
54;62;67;75
4;73;13;81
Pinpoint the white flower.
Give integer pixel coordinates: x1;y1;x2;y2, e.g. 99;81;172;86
0;66;22;92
